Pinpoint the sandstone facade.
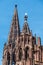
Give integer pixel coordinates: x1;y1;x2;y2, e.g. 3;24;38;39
2;5;43;65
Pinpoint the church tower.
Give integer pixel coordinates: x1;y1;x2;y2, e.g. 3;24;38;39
2;5;20;65
8;5;20;44
2;5;43;65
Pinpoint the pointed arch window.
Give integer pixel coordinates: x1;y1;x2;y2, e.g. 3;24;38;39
19;48;22;60
7;52;10;65
24;38;27;44
25;47;29;60
12;62;15;65
28;38;30;44
12;52;16;62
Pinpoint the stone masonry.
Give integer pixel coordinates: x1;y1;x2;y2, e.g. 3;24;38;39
2;5;43;65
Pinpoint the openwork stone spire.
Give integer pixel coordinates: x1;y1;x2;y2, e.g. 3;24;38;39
8;5;20;44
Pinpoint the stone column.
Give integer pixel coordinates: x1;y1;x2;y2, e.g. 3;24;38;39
10;48;12;65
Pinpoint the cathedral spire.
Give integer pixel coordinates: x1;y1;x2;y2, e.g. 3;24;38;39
8;5;20;44
14;4;18;17
22;13;30;34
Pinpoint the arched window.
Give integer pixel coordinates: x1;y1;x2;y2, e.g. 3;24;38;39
21;38;23;42
12;52;16;62
7;52;10;65
25;47;29;60
19;48;22;60
28;38;30;44
12;51;16;65
24;38;27;44
12;62;15;65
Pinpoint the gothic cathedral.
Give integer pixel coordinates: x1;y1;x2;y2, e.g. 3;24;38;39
2;5;43;65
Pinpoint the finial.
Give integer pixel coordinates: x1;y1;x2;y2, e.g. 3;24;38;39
24;13;28;22
25;13;27;16
15;4;17;8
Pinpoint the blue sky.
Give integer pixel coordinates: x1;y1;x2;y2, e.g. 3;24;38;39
0;0;43;65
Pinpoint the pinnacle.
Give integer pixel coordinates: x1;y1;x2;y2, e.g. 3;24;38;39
24;13;28;22
15;4;17;8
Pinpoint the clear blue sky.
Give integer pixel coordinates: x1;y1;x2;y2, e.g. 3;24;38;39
0;0;43;65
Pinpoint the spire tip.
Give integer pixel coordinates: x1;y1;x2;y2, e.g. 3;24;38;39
15;4;17;8
25;13;27;16
24;13;28;22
